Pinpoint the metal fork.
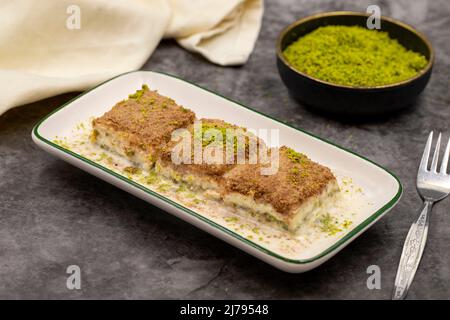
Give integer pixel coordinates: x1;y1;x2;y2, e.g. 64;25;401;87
392;131;450;300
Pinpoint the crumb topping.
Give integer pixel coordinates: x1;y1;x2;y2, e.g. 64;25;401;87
160;118;262;180
225;146;337;215
92;84;195;155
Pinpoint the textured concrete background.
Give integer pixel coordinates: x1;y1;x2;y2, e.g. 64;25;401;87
1;0;449;299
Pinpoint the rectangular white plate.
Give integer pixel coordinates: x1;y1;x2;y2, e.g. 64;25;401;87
32;71;402;273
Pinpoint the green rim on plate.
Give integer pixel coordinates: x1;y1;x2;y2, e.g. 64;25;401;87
33;70;403;265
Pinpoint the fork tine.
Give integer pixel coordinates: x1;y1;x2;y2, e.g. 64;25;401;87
420;131;433;171
430;132;442;172
440;136;450;174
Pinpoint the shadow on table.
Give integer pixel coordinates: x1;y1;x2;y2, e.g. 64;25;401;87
292;94;424;125
0;92;81;135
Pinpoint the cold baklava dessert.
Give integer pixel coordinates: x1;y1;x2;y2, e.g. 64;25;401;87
91;84;340;232
91;85;195;170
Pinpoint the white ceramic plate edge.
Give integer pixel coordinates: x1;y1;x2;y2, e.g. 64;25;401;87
31;71;403;273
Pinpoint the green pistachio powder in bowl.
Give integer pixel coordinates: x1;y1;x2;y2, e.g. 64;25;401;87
282;25;428;87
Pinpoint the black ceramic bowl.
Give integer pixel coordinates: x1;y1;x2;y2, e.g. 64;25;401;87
276;11;434;117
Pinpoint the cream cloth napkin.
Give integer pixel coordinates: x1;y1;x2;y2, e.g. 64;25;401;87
0;0;263;115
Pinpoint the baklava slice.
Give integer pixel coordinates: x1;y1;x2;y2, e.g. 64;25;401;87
223;146;339;231
156;118;263;199
91;85;195;169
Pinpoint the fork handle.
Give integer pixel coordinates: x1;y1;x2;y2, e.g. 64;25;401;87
392;200;433;300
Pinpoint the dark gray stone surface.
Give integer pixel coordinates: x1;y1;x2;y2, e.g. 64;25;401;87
1;0;449;299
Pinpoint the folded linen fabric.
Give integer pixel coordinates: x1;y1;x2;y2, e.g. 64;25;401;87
0;0;263;115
